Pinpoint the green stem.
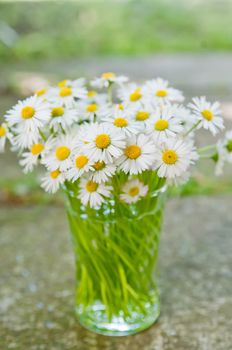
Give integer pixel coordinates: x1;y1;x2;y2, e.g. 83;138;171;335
64;173;165;320
184;120;201;136
107;82;113;103
198;144;217;159
198;144;217;153
39;129;47;142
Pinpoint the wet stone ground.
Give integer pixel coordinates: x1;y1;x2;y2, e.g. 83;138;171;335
0;196;232;350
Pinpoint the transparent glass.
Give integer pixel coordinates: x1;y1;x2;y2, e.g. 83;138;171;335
64;181;166;336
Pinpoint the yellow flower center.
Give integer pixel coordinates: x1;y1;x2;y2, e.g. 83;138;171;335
87;90;97;97
114;117;128;127
156;89;168;97
0;126;6;137
125;145;141;159
93;161;106;171
56;146;71;161
31;143;44;155
162;150;178;165
58;80;67;88
59;87;72;97
101;72;116;80
21;106;35;119
86;180;98;192
118;104;124;110
136;111;150;121
50;169;61;179
201;109;213;121
86;103;98;113
128;186;140;197
155;119;169;131
95;134;111;149
75;155;88;169
36;88;46;96
52;107;64;117
130;88;142;102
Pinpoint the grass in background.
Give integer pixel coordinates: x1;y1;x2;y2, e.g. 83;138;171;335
0;0;232;63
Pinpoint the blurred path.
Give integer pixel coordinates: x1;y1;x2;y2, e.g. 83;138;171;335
1;53;232;101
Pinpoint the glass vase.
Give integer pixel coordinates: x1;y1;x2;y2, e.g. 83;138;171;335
64;179;166;336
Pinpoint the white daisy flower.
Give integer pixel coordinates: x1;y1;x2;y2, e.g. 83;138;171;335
57;78;87;97
86;90;108;104
84;123;126;163
19;143;45;173
58;78;86;89
114;103;126;111
5;96;50;132
0;123;12;152
143;78;184;104
78;178;112;208
66;152;94;181
74;123;92;150
117;134;155;174
118;83;144;106
41;169;65;194
34;87;50;100
130;104;155;131
11;125;41;151
88;161;116;183
49;105;78;131
91;72;128;88
153;138;197;178
76;100;110;122
120;179;148;204
188;97;224;135
42;134;77;171
146;105;183;141
19;138;54;173
102;107;141;136
47;81;87;106
172;104;196;133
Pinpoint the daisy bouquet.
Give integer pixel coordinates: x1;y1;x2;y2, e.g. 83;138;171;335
1;72;230;336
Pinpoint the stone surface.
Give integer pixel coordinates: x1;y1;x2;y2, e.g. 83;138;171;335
0;196;232;349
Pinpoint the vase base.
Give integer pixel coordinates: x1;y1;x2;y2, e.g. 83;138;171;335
76;299;160;336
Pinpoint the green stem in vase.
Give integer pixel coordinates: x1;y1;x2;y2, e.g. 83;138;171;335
64;173;165;322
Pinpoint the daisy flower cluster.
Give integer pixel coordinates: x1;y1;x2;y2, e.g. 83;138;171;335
1;73;227;208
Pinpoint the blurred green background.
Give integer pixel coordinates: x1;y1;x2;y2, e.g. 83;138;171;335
0;0;232;63
0;0;232;204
